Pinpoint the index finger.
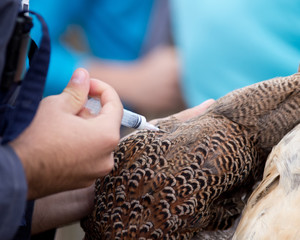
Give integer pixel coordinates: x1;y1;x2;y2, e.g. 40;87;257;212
88;78;123;125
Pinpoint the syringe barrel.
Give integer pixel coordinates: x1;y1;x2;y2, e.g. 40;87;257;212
122;109;145;129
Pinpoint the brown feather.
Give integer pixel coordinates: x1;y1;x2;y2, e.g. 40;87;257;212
81;72;300;239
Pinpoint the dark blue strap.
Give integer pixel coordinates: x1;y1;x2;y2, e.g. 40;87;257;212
0;11;51;240
1;11;50;144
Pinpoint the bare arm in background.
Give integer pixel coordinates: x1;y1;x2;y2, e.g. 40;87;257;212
88;46;186;115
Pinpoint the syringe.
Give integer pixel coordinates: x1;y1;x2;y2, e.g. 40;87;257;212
85;98;160;131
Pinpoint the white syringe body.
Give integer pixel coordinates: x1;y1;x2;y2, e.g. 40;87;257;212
85;98;159;131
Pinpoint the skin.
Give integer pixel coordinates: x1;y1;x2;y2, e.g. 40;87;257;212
32;186;95;235
31;96;214;235
10;68;123;199
87;46;186;115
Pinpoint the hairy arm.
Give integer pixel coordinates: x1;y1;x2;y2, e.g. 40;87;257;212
10;68;123;199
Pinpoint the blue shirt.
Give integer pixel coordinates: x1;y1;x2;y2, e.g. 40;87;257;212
171;0;300;107
30;0;155;96
0;146;28;240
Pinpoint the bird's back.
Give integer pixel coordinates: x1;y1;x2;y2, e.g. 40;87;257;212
82;72;300;239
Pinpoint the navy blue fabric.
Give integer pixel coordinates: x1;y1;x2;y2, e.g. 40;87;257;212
1;11;50;144
0;145;28;240
0;0;19;79
0;7;51;240
12;11;51;240
0;1;28;239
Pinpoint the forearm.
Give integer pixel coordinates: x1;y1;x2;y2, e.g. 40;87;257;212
87;59;142;107
86;46;186;114
31;185;94;235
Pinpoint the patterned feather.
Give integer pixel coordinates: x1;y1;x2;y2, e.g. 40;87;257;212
233;123;300;240
81;72;300;239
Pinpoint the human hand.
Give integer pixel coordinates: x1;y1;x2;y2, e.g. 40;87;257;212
150;99;215;124
167;99;215;122
30;99;215;233
122;99;215;140
10;68;123;199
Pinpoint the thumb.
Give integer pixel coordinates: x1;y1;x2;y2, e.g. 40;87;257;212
60;68;90;114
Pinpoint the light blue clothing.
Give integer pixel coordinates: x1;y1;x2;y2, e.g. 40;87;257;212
30;0;154;96
171;0;300;107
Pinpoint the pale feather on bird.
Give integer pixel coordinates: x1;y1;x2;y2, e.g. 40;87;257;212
233;123;300;240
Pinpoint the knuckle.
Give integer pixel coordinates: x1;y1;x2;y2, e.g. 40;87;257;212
109;132;121;147
101;130;120;149
40;95;58;106
63;88;83;106
100;156;115;176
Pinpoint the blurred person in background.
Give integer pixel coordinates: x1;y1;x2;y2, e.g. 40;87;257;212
170;0;300;107
30;0;186;117
31;0;300;114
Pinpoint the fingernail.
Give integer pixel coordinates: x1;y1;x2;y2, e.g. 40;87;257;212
71;69;86;84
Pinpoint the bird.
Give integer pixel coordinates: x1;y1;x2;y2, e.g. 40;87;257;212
232;123;300;240
81;71;300;240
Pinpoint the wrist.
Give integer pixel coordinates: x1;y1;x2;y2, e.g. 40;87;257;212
9;136;62;199
9;138;36;199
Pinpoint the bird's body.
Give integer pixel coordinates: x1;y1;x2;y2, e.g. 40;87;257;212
233;123;300;240
81;72;300;239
